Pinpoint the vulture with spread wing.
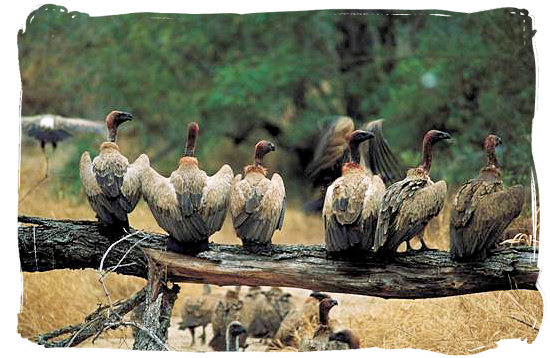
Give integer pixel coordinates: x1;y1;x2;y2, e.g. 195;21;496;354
373;130;451;254
450;135;524;261
304;117;404;212
230;140;286;254
80;111;147;230
141;122;234;253
323;129;386;255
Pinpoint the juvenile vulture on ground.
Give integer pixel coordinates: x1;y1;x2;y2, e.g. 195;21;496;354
230;140;286;254
178;284;219;345
297;297;339;351
141;122;234;253
210;289;245;351
450;135;524;261
22;114;105;151
80;111;148;230
323;129;386;255
328;329;361;350
373;130;451;254
304;117;404;212
225;321;247;351
270;291;332;350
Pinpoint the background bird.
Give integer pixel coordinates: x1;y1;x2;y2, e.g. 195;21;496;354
230;140;286;254
297;297;339;351
323;129;386;256
225;321;247;351
328;329;361;350
304;117;404;212
178;284;219;345
373;130;451;254
209;288;245;351
141;122;234;253
79;110;147;231
450;135;524;261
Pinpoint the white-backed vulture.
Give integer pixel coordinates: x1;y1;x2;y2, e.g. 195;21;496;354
225;321;247;351
328;329;361;350
140;122;234;253
297;297;339;351
230;140;286;254
303;117;404;212
373;130;452;254
79;111;148;230
270;291;331;350
178;284;219;345
209;289;245;351
450;135;524;261
323;129;386;255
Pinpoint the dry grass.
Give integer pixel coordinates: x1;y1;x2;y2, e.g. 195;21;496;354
17;141;542;353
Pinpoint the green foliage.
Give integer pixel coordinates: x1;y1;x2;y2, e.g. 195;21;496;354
19;5;536;200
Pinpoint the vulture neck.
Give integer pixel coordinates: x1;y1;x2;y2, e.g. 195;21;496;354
179;156;198;167
244;164;267;177
418;136;434;174
319;305;332;326
185;132;197;157
107;127;118;143
342;141;365;174
100;142;120;152
485;142;499;168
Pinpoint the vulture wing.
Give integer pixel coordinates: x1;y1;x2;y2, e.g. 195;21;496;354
374;178;447;252
201;164;234;235
231;173;286;249
141;165;207;242
305;116;354;187
80;151;123;224
361;119;404;185
22;115;105;143
451;184;523;260
119;154;149;212
92;149;128;199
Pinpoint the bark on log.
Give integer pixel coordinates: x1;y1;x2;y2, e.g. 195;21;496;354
18;216;539;299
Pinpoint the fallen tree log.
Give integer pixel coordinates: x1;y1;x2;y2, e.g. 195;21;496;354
18;216;539;299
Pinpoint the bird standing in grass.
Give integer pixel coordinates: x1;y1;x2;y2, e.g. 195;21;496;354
141;122;234;253
230;140;286;254
210;289;245;351
374;130;451;254
328;329;361;350
79;111;148;231
225;321;247;351
450;135;524;261
178;284;218;345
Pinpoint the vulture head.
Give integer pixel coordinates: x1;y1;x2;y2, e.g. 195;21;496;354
254;140;276;166
106;111;133;142
318;298;338;325
344;129;375;165
329;329;361;349
484;134;502;168
185;122;200;157
310;291;331;301
419;130;451;173
225;321;247;351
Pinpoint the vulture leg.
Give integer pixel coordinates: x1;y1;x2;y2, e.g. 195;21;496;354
201;325;207;344
417;229;430;251
189;326;196;346
406;240;413;252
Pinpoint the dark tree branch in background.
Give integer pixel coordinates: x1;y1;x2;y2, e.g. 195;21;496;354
19;216;538;299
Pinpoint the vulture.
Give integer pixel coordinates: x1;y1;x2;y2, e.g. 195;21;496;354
304;117;404;212
79;110;148;230
328;329;361;350
297;297;339;351
178;284;218;345
271;291;332;350
21;114;105;151
140;122;234;253
450;135;524;261
225;321;247;351
209;289;245;351
323;129;386;255
373;130;452;254
230;140;286;254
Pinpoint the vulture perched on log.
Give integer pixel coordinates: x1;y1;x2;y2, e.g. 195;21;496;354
373;130;451;254
270;291;332;350
225;321;247;351
328;330;361;350
141;122;234;253
323;129;386;255
178;284;218;345
210;289;245;351
22;114;105;151
230;140;286;254
450;135;524;261
79;111;148;230
304;117;404;212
